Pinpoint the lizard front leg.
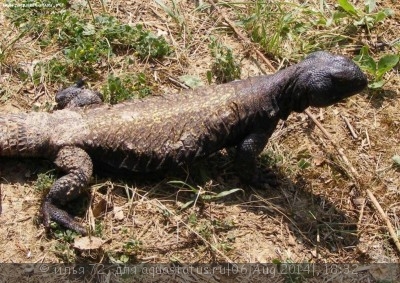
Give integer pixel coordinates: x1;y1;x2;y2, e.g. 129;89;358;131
56;79;103;109
42;146;93;235
235;126;278;188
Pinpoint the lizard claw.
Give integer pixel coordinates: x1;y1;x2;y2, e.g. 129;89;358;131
247;168;280;189
42;201;87;235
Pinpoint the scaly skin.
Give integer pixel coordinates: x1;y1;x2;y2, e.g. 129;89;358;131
0;52;368;234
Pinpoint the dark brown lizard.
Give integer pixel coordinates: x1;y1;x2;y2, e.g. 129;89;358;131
0;51;368;234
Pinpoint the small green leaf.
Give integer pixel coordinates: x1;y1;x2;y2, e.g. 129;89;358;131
119;254;130;263
214;188;243;199
272;259;282;265
372;11;388;23
332;11;348;22
376;54;399;79
168;180;198;192
179;75;204;89
393;155;400;166
354;46;376;74
368;80;385;89
298;159;311;170
338;0;359;16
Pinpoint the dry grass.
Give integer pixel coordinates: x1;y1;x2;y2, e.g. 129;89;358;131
0;0;399;270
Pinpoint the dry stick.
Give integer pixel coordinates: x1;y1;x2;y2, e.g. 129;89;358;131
366;189;400;253
341;115;358;139
208;0;400;254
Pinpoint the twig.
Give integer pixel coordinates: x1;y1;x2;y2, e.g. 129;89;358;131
366;189;400;253
168;77;190;90
342;115;358;139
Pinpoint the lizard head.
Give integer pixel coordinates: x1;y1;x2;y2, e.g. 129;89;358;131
296;51;367;109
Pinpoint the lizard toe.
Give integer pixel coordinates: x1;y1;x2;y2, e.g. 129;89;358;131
42;201;87;235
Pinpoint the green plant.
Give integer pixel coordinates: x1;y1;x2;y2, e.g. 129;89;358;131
208;37;241;83
168;180;242;210
238;0;394;60
337;0;394;31
102;72;153;104
54;229;79;243
51;228;79;262
354;46;399;89
6;4;171;83
34;171;55;196
239;1;329;59
94;220;104;237
123;239;142;254
53;242;76;263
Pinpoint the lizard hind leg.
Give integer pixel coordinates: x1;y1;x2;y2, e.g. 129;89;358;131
55;79;103;109
41;146;93;235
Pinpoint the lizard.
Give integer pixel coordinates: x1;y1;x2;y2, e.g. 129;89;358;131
0;51;368;235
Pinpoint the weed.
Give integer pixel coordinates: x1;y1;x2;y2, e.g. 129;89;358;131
218;241;233;253
102;72;153;104
6;3;171;84
297;159;311;170
188;213;198;225
238;0;394;60
354;46;399;89
211;219;235;232
197;221;212;240
53;242;76;263
239;1;327;59
260;150;284;168
132;24;171;59
34;171;55;196
34;58;78;83
208;37;241;83
54;229;79;243
337;0;394;31
52;229;79;262
94;220;104;237
123;239;143;255
108;251;136;264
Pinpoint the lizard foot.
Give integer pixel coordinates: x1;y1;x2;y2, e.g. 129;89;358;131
246;168;280;189
42;201;87;235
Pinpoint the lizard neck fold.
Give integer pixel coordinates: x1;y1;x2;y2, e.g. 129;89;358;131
259;64;310;121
